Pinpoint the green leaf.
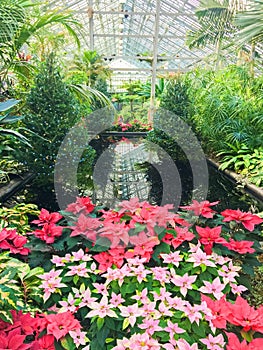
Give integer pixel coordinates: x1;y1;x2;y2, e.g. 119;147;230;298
92;237;111;252
73;275;79;285
192;321;207;337
105;317;116;330
0;99;20;112
105;338;115;344
97;317;104;330
152;242;170;262
122;318;130;330
60;335;75;350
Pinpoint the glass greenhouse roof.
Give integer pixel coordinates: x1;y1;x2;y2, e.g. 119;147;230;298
46;0;229;74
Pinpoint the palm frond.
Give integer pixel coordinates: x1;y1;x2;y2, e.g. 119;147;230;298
68;84;112;107
235;0;263;43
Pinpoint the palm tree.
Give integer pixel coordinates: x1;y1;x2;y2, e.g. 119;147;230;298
186;0;240;69
236;0;263;43
235;0;263;74
0;0;81;91
70;50;112;87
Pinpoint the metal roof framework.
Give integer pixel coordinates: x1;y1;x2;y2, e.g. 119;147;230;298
45;0;255;114
47;0;224;72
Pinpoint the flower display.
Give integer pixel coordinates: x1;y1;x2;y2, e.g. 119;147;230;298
0;197;262;349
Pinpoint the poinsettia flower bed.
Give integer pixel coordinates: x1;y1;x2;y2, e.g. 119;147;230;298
0;197;263;349
111;118;152;132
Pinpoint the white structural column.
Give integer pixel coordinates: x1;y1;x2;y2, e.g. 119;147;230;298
88;0;94;50
149;0;161;125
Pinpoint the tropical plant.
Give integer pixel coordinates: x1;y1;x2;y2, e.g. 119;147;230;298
69;50;111;87
0;0;81;90
218;145;263;187
0;98;28;144
160;76;190;120
187;0;240;68
134;78;167;101
235;0;263;43
185;66;263;154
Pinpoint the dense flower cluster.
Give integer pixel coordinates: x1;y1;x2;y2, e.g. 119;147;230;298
112;118;152;132
0;310;87;349
0;196;262;349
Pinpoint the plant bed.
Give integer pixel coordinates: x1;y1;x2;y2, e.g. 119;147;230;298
0;196;263;349
207;158;263;205
100;131;149;138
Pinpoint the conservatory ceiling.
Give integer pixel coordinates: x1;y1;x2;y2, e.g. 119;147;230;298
46;0;247;74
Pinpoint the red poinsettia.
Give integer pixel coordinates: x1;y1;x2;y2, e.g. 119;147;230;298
32;209;62;226
226;332;263;350
201;295;231;329
226;296;263;333
33;223;63;244
195;226;227;254
31;335;55;350
0;228;30;255
0;328;31;350
93;251;114;271
222;239;255;254
221;209;263;231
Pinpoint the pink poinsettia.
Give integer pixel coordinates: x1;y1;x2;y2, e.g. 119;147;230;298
70;214;100;241
180;200;219;218
199;277;226;300
45;311;81;340
66;196;95;214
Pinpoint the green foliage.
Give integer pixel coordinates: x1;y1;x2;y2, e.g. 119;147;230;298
0;0;81;89
235;0;263;44
0;98;29;145
181;65;263;188
160;77;190;119
69;50;111;87
218;145;263;187
18;54;93;191
0;203;39;234
116;101;150;124
0;251;44;322
185;65;263;154
91;77;111;110
247;265;263;308
187;0;236;49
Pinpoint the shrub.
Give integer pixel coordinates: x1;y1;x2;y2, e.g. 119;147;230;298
18;54;94;191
